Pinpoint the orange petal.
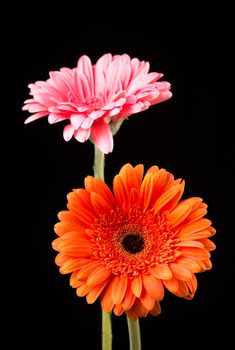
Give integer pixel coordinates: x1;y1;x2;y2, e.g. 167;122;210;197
180;197;203;211
100;279;115;313
170;263;192;280
60;244;93;257
134;164;144;189
145;165;159;176
205;259;213;269
175;240;204;248
86;281;108;304
153;184;181;214
84;176;116;206
163;180;185;212
68;189;94;214
76;283;91;297
175;257;202;273
168;203;192;228
142;274;164;301
140;289;155;311
54;221;86;236
67;201;96;224
111;276;128;304
199;238;216;251
131;276;142;297
90;192;112;214
59;258;82;274
76;260;101;281
186;274;198;296
189;257;208;271
150;301;161;316
149;264;172;280
174;280;190;298
72;189;92;210
121;281;136;310
55;253;67;265
125;305;138;320
180;247;211;259
179;219;212;237
129;188;140;206
208;226;216;236
113;175;129;205
87;266;111;288
180;229;212;240
119;163;139;191
149;169;170;207
113;304;125;316
70;271;82;288
181;208;208;226
163;278;179;293
58;211;82;224
140;173;153;209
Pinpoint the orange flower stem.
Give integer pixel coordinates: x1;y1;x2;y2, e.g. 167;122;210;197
127;318;142;350
93;145;112;350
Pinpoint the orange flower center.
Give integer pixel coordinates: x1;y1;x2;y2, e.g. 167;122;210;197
91;205;179;278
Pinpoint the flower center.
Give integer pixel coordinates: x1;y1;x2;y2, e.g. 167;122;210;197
92;205;179;278
121;233;144;254
86;97;103;110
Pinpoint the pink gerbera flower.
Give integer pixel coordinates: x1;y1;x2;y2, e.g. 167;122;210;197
23;53;172;153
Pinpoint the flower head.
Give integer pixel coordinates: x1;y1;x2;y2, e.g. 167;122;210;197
52;164;215;320
23;54;172;153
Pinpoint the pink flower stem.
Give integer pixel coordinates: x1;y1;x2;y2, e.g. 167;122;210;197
93;145;105;180
93;145;112;350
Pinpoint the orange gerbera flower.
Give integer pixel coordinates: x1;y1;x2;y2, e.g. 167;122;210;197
52;164;216;320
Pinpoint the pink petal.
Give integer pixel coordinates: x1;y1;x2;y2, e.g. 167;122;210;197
126;95;137;104
70;114;86;129
74;127;91;142
131;58;150;79
90;121;113;154
23;99;36;104
155;81;171;90
33;93;55;106
73;70;91;102
106;107;121;117
151;91;173;105
57;103;77;112
115;97;126;107
48;113;66;124
89;110;105;120
94;54;112;97
49;71;71;98
77;55;94;95
81;117;94;129
95;53;112;72
63;124;75;141
27;104;45;113
101;102;115;111
105;57;122;99
24;111;48;124
110;90;126;102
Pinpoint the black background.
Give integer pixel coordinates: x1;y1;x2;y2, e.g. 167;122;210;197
1;3;233;348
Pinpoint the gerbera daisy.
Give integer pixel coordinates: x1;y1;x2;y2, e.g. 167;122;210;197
22;53;172;153
52;164;215;320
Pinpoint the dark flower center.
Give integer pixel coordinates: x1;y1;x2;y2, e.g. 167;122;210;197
121;234;144;254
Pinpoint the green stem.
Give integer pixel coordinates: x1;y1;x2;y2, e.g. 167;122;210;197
93;145;105;180
93;145;112;350
127;318;141;350
102;311;112;350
